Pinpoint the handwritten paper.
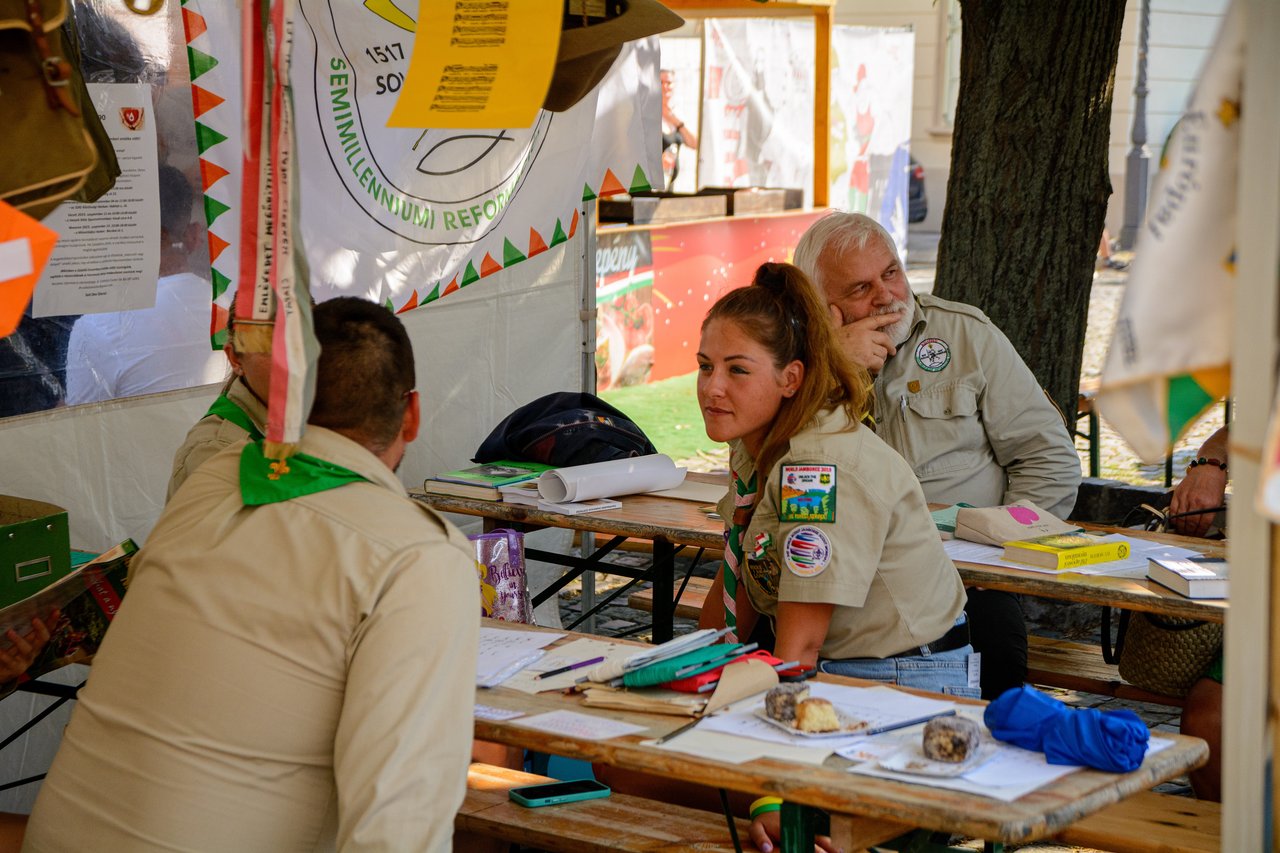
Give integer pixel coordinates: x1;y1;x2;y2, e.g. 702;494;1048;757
476;627;564;687
511;710;649;741
474;704;525;721
501;637;636;694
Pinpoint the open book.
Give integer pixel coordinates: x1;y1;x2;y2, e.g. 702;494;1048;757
4;540;136;689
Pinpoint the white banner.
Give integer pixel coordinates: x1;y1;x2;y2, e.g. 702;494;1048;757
699;18;814;206
182;2;660;328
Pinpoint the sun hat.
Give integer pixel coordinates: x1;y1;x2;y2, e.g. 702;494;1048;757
544;0;684;111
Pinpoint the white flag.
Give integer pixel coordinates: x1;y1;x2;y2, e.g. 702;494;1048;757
1096;2;1242;463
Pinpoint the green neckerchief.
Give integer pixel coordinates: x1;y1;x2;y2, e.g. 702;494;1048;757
206;394;265;441
239;440;368;506
721;469;758;642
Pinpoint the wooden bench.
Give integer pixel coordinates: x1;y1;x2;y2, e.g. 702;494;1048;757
1052;790;1220;853
460;763;750;852
629;580;1184;707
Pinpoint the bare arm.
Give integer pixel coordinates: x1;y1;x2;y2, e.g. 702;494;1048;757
772;601;834;670
1169;425;1230;536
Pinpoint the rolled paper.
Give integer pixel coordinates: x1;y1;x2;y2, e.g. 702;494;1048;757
537;453;685;503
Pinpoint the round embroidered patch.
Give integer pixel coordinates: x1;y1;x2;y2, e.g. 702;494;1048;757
783;526;832;578
914;337;951;372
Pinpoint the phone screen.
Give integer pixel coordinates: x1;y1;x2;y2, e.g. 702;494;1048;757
512;779;607;798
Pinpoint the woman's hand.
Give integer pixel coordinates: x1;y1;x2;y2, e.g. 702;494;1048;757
0;611;57;682
748;811;842;853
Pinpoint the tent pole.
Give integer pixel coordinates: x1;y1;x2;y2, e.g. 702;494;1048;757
580;199;599;632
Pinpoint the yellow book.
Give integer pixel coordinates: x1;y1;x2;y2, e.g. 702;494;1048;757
1001;533;1131;570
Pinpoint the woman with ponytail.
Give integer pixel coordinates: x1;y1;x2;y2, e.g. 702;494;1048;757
696;262;974;694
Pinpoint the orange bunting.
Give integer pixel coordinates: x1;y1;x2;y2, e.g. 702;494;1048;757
479;253;502;278
207;230;230;263
528;227;548;257
190;85;225;120
599;168;626;197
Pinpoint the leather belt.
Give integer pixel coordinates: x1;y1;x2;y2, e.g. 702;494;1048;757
885;619;971;659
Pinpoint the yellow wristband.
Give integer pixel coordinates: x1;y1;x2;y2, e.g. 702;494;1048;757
749;796;784;819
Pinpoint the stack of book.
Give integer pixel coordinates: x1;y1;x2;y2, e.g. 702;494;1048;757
1147;556;1229;599
422;461;552;501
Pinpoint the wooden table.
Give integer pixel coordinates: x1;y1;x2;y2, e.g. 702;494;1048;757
415;476;1227;639
476;622;1209;852
412;474;726;642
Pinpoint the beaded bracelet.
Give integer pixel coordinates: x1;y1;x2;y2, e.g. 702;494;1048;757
749;796;783;819
1187;457;1228;474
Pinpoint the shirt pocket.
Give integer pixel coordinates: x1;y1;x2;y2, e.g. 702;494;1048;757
902;382;984;477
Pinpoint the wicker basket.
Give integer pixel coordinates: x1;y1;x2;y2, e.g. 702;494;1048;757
1117;613;1223;698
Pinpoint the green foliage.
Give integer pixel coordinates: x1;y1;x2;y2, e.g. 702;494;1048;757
600;371;723;463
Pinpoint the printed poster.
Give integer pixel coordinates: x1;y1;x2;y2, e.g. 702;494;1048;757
33;84;160;318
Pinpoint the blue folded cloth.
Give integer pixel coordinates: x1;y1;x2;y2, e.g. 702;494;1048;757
984;686;1149;772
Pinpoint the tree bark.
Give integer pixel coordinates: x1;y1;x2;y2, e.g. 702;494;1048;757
934;0;1127;422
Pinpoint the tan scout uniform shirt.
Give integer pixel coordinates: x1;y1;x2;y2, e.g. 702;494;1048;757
167;375;269;500
26;428;480;853
719;408;966;660
874;294;1081;520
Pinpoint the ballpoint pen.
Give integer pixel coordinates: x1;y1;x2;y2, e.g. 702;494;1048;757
533;655;606;680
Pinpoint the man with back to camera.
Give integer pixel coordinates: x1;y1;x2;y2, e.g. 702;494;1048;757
25;297;480;852
793;212;1082;699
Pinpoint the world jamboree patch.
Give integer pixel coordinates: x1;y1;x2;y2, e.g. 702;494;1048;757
783;526;832;578
778;464;836;523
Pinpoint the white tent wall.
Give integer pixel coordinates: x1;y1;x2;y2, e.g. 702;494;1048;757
0;231;584;810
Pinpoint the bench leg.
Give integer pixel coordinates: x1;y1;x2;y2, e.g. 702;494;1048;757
651;539;676;644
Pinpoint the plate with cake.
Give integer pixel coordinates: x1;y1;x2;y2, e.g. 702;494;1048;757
755;683;873;738
878;716;997;776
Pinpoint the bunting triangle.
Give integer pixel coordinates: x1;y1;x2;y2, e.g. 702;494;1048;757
207;230;230;263
397;290;419;313
629;165;652;194
479;253;502;278
190;85;225;119
181;7;207;42
203;195;231;226
460;261;480;287
528;227;548;257
550;219;567;247
199;158;230;191
211;327;229;349
569;208;580;239
421;283;441;305
186;46;218;81
502;238;526;267
211;267;231;298
442;276;460;297
582;183;597;202
599;169;626;197
194;122;227;154
384;297;395;312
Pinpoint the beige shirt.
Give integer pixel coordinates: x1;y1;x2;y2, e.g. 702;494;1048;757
26;428;480;853
719;408;966;660
874;294;1081;520
167;375;269;500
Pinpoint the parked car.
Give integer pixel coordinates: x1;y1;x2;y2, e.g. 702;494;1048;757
909;156;927;224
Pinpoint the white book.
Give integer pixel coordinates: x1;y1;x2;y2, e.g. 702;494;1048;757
537;497;622;515
1147;556;1229;599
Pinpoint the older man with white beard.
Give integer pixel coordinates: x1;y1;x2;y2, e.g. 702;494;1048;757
793;212;1081;699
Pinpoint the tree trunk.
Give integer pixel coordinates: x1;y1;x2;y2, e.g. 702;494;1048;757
935;0;1126;422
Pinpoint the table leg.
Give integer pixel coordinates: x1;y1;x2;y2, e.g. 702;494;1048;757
581;532;597;635
652;539;676;644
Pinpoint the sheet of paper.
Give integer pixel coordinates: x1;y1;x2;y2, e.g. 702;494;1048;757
474;704;525;721
476;627;564;687
502;637;636;694
387;0;561;129
648;728;832;766
511;710;649;741
944;536;1198;578
34;83;160;318
538;454;685;503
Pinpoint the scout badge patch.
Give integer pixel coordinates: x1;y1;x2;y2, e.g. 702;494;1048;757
783;527;832;578
914;338;951;372
779;464;836;523
749;531;773;560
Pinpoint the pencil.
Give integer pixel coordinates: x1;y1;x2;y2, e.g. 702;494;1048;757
533;656;606;680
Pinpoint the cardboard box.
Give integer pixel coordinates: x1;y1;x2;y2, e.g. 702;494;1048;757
0;496;71;610
598;192;727;224
695;187;788;216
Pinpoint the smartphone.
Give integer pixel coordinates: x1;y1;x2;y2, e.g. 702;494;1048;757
507;778;612;808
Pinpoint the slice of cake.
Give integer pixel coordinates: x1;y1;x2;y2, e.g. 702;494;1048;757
764;683;810;723
922;716;981;762
794;698;840;733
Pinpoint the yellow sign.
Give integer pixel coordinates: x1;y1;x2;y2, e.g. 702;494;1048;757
387;0;561;130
